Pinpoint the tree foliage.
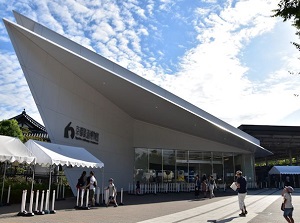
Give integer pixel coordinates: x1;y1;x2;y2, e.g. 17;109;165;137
272;0;300;50
0;119;24;141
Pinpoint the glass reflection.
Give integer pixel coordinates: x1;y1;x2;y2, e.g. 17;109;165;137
134;148;254;187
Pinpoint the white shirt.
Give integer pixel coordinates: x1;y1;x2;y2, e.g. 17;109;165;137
284;192;293;208
108;183;116;196
89;175;96;190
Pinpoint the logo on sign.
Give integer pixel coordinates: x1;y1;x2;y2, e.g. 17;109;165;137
64;122;99;144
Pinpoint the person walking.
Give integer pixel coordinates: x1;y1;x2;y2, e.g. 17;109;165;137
194;175;201;198
282;186;294;223
106;178;118;207
208;175;217;199
136;181;141;195
85;171;97;207
201;174;208;198
235;170;247;217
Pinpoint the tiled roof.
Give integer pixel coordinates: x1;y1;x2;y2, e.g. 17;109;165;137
10;109;49;141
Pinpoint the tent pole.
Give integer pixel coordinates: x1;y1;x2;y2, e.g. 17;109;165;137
102;167;104;204
1;162;7;205
48;165;52;192
280;173;282;189
31;164;35;192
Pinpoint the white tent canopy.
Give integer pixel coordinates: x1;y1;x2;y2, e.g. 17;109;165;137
25;140;104;168
0;135;36;204
0;135;36;164
268;166;300;175
25;140;104;197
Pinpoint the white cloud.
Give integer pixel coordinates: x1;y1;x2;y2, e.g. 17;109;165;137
1;0;300;129
154;0;300;127
0;51;42;124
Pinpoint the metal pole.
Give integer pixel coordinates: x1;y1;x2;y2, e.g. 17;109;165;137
31;164;35;192
1;162;7;204
48;165;52;192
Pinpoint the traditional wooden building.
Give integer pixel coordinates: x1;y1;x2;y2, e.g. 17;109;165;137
10;109;50;142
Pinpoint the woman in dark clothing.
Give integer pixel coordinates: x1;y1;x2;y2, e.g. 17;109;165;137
201;174;208;198
195;175;201;198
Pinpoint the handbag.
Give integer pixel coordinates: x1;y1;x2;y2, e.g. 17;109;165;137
281;203;285;211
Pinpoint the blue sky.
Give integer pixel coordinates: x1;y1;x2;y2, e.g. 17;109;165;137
0;0;300;127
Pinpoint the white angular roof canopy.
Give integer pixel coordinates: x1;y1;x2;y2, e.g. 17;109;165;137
3;11;272;157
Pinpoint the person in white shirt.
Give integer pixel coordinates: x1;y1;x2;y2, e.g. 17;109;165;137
106;178;118;207
282;186;294;223
86;171;97;207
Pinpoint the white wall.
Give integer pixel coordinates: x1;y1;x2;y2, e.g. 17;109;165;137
14;31;134;189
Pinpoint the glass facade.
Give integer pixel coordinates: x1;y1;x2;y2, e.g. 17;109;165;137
134;148;256;188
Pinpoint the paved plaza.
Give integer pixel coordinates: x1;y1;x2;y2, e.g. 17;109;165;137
0;189;298;223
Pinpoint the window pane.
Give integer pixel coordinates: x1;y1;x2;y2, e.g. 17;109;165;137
134;148;148;183
149;149;162;183
163;149;175;182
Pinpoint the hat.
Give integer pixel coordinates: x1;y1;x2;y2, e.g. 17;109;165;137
285;186;294;193
235;170;242;176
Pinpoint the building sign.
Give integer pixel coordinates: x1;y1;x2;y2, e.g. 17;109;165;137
64;122;99;144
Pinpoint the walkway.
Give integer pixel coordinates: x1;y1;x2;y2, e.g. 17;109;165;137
0;189;298;223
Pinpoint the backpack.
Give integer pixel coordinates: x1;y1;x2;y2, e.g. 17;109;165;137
76;176;84;188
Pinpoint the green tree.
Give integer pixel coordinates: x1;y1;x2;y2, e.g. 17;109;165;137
272;0;300;51
0;119;24;141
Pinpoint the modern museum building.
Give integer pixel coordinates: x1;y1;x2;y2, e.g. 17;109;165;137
3;11;272;190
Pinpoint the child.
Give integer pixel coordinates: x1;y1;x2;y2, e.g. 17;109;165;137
282;186;294;223
136;181;141;195
106;178;118;207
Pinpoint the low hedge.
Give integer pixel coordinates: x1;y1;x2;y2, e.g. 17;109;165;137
1;177;72;204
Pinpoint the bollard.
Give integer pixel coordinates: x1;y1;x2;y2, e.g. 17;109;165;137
85;189;89;207
80;189;84;207
6;185;11;205
50;190;56;214
96;187;100;205
119;188;124;205
105;189;109;205
37;190;45;215
25;190;35;216
44;190;50;214
75;188;80;208
83;189;90;210
34;190;39;214
17;190;27;216
75;188;88;210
